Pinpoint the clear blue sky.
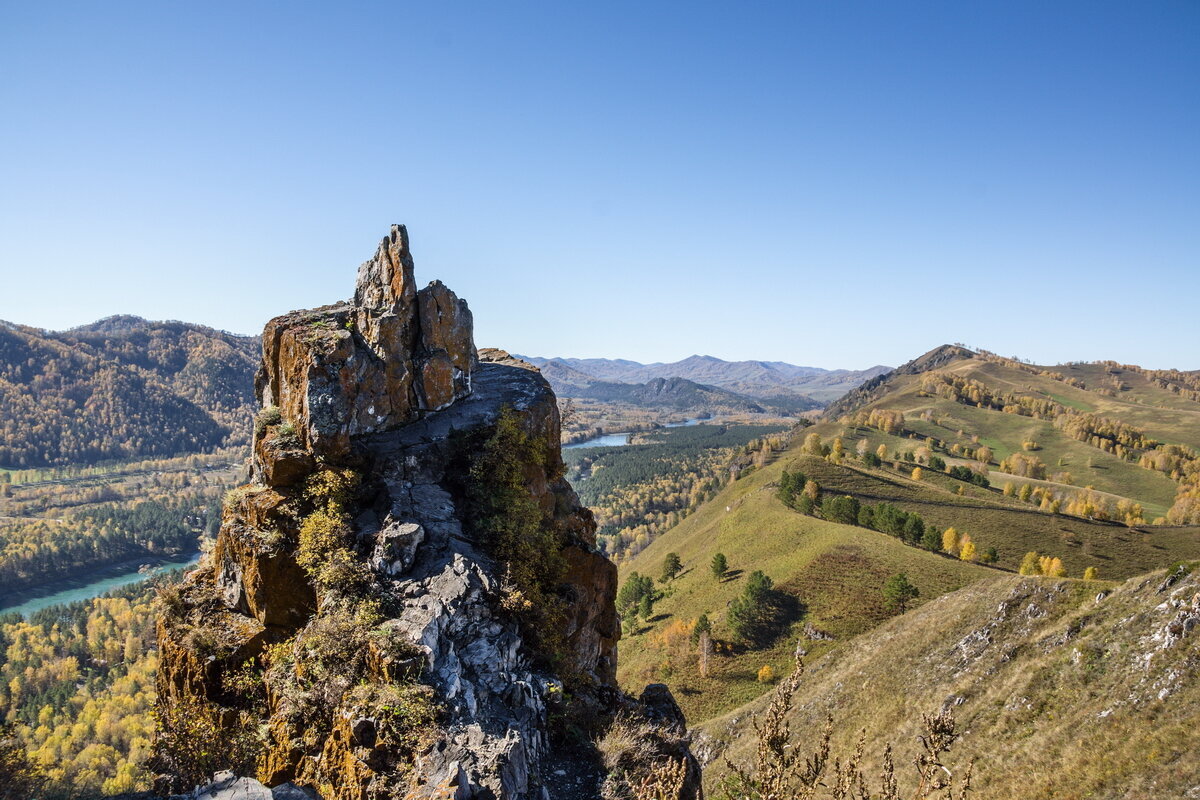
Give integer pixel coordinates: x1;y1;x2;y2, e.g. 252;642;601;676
1;2;1196;370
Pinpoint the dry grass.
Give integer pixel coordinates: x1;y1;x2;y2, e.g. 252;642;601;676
704;566;1200;800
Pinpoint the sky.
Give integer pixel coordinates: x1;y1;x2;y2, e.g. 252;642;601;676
0;2;1196;370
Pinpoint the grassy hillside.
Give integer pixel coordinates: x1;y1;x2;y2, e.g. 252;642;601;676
617;442;995;722
704;565;1200;800
786;453;1200;580
817;348;1200;526
616;345;1200;730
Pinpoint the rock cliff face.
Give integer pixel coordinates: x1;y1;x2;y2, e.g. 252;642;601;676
156;226;695;800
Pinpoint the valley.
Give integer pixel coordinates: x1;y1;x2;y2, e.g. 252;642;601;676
2;321;1199;798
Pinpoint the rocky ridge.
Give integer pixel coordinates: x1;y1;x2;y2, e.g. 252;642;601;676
156;226;698;800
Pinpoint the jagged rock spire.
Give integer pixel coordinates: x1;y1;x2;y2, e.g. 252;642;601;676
255;225;477;462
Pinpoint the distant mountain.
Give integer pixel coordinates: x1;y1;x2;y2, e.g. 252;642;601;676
0;317;260;468
571;376;769;413
517;354;889;404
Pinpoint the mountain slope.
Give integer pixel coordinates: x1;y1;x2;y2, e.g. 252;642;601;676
616;438;997;722
705;565;1200;800
0;317;259;468
815;345;1200;524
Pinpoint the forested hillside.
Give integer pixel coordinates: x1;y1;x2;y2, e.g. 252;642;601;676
0;318;258;468
818;346;1200;526
0;580;164;795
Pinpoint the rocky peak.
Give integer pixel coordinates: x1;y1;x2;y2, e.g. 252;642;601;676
255;224;477;462
156;227;696;800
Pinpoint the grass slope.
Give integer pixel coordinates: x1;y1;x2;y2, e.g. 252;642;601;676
705;565;1200;800
791;453;1200;580
617;445;993;722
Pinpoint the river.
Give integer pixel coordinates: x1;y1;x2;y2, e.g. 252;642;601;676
0;552;202;618
562;417;705;450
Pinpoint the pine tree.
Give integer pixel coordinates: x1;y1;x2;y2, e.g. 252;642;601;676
882;572;919;613
1019;551;1041;576
1083;566;1099;581
711;552;728;581
660;552;682;583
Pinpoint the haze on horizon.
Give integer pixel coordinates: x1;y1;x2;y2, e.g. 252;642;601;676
1;2;1196;371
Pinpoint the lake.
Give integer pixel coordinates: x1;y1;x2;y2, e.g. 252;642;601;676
0;552;202;618
562;417;705;449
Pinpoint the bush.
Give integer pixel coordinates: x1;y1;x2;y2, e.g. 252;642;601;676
465;408;569;666
756;664;776;683
254;405;282;436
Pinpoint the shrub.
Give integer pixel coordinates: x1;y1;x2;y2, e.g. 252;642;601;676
465;408;567;660
757;664;776;683
254;405;282;436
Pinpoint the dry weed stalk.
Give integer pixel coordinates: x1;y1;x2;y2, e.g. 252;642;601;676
633;756;689;800
721;657;974;800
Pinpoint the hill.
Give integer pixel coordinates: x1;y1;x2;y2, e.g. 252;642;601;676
815;344;1200;525
616;434;998;723
518;354;890;404
571;376;773;413
0;317;259;468
614;344;1200;727
704;564;1200;799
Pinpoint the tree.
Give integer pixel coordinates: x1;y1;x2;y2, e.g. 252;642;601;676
691;613;712;644
921;525;942;551
660;552;682;583
1019;551;1041;576
959;537;977;562
638;593;655;620
911;467;923;481
876;443;888;460
802;432;825;456
1045;557;1067;578
1083;566;1099;581
698;630;713;678
757;664;776;683
0;723;44;800
728;571;783;645
711;552;728;581
617;572;654;617
942;527;959;554
882;572;919;613
982;546;999;564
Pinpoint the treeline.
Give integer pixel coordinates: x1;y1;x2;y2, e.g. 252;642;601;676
0;321;257;468
776;469;998;563
565;424;788;562
0;498;213;593
0;580;164;795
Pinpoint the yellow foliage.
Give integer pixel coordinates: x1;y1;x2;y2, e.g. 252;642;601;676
756;664;776;683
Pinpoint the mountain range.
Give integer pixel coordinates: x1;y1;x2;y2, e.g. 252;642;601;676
518;354;890;405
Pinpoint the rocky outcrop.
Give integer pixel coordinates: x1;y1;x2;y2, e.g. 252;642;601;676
157;226;693;800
